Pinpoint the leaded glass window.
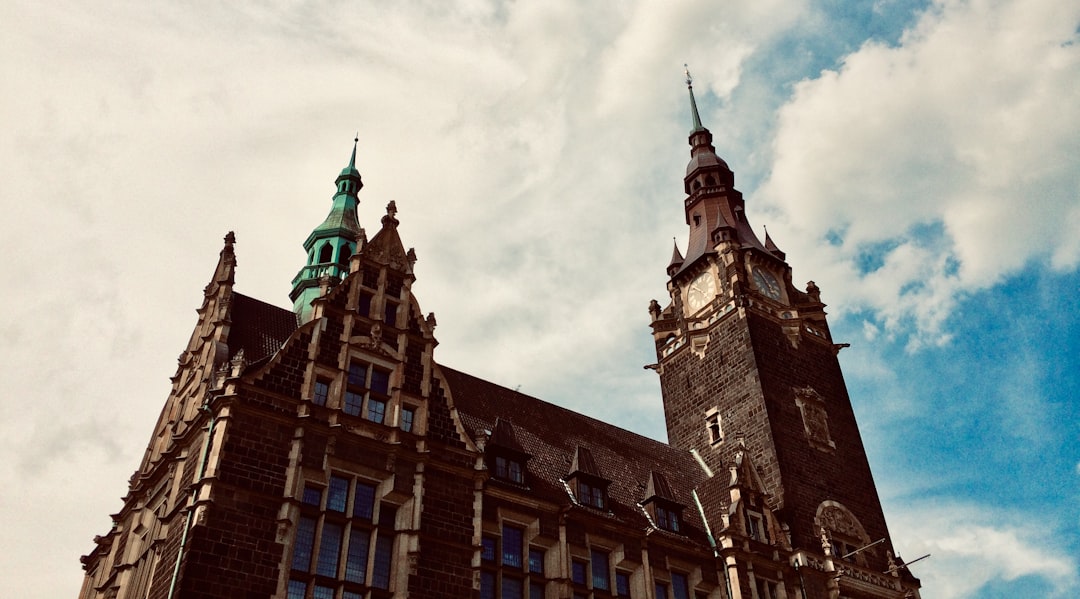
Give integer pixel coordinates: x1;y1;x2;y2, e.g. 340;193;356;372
289;474;396;597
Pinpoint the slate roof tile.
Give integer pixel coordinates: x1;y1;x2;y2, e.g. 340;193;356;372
439;365;717;544
229;293;298;363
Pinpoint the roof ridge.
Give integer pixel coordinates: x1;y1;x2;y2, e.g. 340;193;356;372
437;364;687;458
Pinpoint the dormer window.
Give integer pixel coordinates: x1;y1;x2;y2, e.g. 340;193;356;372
566;446;610;511
745;509;768;542
577;479;606;509
485;419;531;486
495;455;524;484
655;505;681;533
642;471;684;534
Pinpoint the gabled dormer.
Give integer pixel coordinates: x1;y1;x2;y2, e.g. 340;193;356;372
566;446;609;510
641;470;684;534
725;445;782;548
485;418;530;485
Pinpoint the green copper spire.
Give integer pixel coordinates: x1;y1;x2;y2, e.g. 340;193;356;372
685;64;705;133
290;138;366;323
341;134;360;178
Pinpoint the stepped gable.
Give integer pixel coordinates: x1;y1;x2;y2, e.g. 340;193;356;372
439;365;715;537
229;293;298;363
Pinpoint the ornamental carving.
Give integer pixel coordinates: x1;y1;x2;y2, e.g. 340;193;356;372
794;386;835;451
819;505;861;540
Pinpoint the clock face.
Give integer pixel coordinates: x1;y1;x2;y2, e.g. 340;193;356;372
751;266;782;300
686;271;717;313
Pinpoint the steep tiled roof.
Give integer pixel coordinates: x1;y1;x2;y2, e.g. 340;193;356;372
229;293;298;363
490;418;528;455
439;365;716;540
645;470;678;503
569;445;603;479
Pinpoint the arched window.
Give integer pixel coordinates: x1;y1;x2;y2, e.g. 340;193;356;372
338;243;351;265
318;243;334;263
815;501;872;566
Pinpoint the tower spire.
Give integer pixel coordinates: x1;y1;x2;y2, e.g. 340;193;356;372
290;138;366;323
345;133;359;176
685;64;705;133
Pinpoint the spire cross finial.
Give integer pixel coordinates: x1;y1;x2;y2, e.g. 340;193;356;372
684;64;693;87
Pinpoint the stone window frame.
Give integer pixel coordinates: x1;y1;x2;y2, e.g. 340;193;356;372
343;357;395;425
652;557;705;599
814;501;873;567
568;539;619;598
287;472;399;598
704;407;723;445
480;515;546;599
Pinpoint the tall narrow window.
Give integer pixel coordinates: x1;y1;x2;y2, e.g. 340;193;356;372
327;476;349;512
706;412;722;444
316;522;343;577
383;300;398;327
590;549;610;591
483;525;542;598
292;517;317;571
571;560;587;585
502;525;523;568
313;380;330;406
319;243;333;263
344;528;369;583
616;572;631;598
371;535;393;589
671;573;690;599
358;292;373;317
400;407;415;432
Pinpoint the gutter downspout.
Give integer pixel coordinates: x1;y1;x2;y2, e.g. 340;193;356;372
692;490;733;599
167;402;217;599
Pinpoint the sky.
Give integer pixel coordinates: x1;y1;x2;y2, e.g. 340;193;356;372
1;1;1077;597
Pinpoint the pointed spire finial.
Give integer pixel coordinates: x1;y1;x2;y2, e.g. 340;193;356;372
348;134;358;169
684;64;705;133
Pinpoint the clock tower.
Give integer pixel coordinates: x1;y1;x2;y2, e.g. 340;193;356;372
649;71;916;598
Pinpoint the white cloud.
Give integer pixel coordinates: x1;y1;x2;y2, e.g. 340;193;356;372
2;1;1077;598
888;500;1078;598
758;0;1080;342
0;2;812;596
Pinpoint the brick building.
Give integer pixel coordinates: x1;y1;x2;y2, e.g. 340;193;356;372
80;77;922;599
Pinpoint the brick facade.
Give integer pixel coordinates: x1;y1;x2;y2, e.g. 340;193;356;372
80;119;920;599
